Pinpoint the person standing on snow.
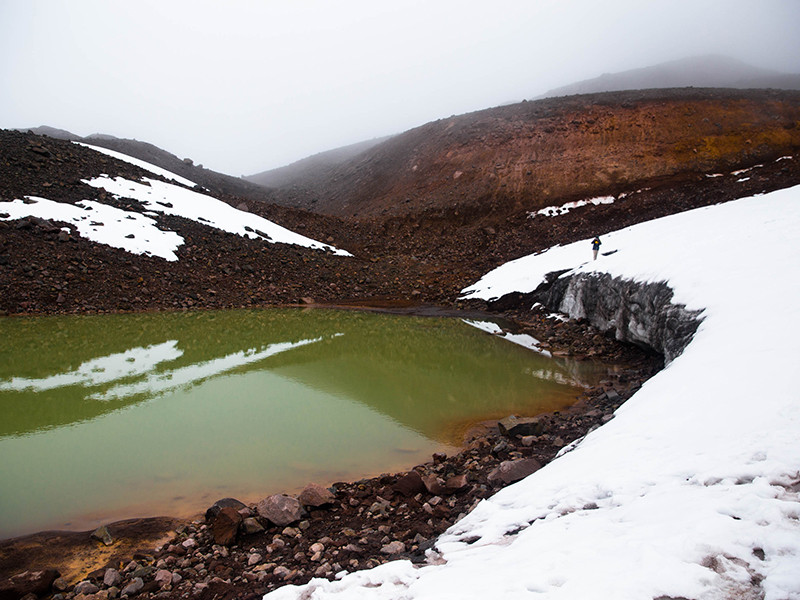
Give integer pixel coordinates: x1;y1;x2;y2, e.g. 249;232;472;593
592;236;601;260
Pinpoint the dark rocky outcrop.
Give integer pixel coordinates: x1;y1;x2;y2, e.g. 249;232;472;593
531;272;704;363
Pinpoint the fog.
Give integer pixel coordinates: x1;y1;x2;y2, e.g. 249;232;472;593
2;0;799;176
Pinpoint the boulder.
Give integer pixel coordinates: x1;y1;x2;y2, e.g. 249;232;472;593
103;568;121;588
121;577;144;597
298;483;335;507
0;569;60;600
209;506;242;546
257;494;304;527
90;525;113;546
242;517;265;535
392;471;426;497
487;458;543;485
205;497;247;521
422;475;447;496
498;415;546;437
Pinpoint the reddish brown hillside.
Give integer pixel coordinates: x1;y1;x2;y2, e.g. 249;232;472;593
273;88;800;220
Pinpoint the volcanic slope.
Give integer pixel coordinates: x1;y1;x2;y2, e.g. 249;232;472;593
264;88;800;221
2;88;800;316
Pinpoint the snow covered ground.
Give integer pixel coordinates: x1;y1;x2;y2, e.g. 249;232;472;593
0;145;351;259
265;186;800;600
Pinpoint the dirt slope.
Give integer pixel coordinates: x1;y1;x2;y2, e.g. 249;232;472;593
267;88;800;221
2;88;800;317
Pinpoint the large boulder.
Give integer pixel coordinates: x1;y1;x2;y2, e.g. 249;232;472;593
298;483;335;508
0;569;60;600
487;458;542;486
257;495;304;527
498;415;546;437
208;506;242;546
205;497;247;521
392;471;426;497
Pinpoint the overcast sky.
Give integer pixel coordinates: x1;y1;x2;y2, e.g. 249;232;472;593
2;0;799;176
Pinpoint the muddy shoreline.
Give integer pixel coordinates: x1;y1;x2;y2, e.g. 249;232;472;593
0;305;662;600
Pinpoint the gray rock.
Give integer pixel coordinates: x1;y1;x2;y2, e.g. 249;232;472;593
154;569;173;588
487;458;543;485
257;494;304;527
103;568;122;587
380;541;406;555
121;577;143;596
91;525;114;546
242;517;265;535
532;272;703;364
73;580;100;595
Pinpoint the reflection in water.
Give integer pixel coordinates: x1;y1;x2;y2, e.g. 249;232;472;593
0;309;608;539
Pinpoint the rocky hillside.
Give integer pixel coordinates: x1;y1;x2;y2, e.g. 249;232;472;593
15;128;277;204
2;88;800;317
539;55;800;98
245;136;393;189
263;88;800;221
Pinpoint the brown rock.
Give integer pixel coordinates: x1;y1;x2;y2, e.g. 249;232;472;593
0;569;60;600
257;494;304;527
498;415;546;437
487;458;543;485
392;471;426;497
298;483;335;507
209;506;242;546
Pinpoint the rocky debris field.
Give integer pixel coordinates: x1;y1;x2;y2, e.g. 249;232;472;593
0;314;662;599
2;126;800;317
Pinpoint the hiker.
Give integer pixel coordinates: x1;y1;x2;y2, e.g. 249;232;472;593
592;236;601;260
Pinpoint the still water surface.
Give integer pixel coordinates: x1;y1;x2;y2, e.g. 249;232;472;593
0;308;606;539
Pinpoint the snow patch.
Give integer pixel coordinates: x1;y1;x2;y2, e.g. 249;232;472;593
0;196;184;260
267;186;800;600
529;195;615;218
83;175;352;256
75;142;199;188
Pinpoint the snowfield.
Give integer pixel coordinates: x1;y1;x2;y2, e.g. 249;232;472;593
265;186;800;600
0;146;351;259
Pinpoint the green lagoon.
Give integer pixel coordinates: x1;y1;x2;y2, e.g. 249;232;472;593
0;308;606;539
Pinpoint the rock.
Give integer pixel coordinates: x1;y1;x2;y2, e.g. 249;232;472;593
422;475;446;495
73;580;99;595
380;541;406;555
90;525;113;546
392;471;426;497
444;474;469;493
205;497;247;521
241;517;265;535
298;483;335;507
257;494;304;527
209;505;242;545
498;415;546;437
120;577;143;597
0;569;60;599
103;568;121;588
487;458;543;485
247;553;262;566
154;570;172;589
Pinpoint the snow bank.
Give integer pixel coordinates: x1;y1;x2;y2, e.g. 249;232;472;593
266;187;800;600
75;142;199;188
0;172;351;260
83;175;352;256
0;196;184;260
